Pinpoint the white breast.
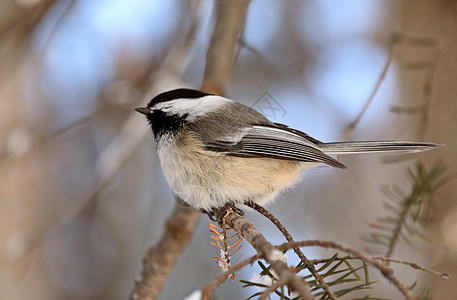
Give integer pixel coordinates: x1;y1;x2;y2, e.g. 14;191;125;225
156;134;192;203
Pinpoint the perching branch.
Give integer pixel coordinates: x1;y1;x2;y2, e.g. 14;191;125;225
247;201;337;299
208;205;433;299
205;233;449;299
221;209;314;300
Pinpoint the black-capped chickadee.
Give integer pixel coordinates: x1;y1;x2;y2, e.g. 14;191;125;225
136;88;440;217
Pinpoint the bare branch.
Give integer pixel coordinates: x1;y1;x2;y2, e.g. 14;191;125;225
371;256;450;279
204;254;261;298
202;0;251;95
341;41;396;142
341;2;407;142
128;205;200;300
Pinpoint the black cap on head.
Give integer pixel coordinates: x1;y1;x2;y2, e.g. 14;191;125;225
147;88;212;108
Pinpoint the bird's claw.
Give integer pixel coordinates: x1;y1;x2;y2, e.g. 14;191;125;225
206;203;245;226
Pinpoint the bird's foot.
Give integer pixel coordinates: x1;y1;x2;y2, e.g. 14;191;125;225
205;203;245;227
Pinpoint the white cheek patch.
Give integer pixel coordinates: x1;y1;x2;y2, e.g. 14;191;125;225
154;95;232;121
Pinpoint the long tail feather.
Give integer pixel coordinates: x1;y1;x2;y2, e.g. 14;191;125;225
319;141;442;155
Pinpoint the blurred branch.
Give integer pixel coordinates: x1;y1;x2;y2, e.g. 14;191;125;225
202;0;250;95
128;0;251;299
235;36;267;64
341;36;397;142
128;205;200;300
39;0;77;57
134;0;202;93
416;10;457;140
0;0;59;40
341;2;408;142
0;0;60;89
0;113;92;165
363;161;455;258
64;111;150;219
342;7;456;142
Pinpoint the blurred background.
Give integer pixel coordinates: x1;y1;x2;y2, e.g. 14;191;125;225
1;0;456;299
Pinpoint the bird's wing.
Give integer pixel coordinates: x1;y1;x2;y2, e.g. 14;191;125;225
203;124;346;168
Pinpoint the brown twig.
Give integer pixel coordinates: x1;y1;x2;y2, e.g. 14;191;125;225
277;240;416;300
203;253;261;298
246;201;336;299
128;205;200;300
62;111;151;221
258;277;288;300
0;113;93;164
341;1;408;142
224;210;314;300
341;41;396;142
308;255;449;279
372;256;450;279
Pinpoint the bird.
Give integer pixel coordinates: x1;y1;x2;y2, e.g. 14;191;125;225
135;88;440;221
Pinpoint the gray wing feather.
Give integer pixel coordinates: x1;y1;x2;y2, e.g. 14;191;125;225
204;125;347;168
318;141;441;154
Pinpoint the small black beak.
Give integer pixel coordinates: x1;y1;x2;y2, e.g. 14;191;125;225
135;107;150;115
